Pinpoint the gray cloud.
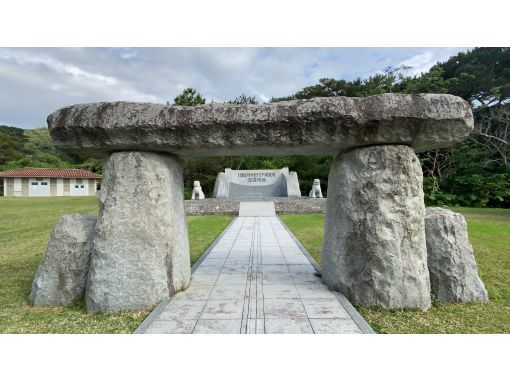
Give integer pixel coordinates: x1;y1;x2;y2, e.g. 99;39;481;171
0;47;468;128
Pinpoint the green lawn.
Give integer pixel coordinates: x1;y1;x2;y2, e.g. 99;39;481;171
2;196;508;334
281;208;510;333
0;197;232;333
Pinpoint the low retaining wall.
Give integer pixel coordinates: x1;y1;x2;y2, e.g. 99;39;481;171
185;198;326;216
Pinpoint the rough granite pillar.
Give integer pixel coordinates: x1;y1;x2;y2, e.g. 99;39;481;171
86;151;190;313
321;145;431;310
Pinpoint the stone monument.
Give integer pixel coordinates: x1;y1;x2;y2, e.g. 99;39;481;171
213;167;301;198
40;93;473;313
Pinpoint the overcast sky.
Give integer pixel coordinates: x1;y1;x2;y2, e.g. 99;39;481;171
0;47;468;129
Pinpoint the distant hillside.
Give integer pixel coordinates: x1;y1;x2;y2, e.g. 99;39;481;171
0;126;102;173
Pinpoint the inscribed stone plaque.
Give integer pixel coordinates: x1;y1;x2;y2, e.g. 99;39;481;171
213;168;301;198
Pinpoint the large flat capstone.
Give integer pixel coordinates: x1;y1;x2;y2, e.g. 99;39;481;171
47;93;473;156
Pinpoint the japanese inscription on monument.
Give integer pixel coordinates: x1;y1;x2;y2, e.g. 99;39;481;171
213;167;301;198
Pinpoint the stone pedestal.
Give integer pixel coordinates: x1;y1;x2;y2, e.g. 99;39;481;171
86;151;190;313
321;145;431;310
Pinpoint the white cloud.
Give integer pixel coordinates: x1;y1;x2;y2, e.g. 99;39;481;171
399;48;468;76
0;48;117;86
0;47;468;128
259;94;270;103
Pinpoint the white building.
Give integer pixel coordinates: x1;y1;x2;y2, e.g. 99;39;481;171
0;167;101;197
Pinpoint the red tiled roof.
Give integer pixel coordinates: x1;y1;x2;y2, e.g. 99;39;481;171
0;167;102;179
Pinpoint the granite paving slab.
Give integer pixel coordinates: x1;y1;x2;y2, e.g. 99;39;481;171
135;216;374;334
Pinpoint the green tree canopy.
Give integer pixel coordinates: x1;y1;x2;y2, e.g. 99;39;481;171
437;47;510;106
173;87;206;106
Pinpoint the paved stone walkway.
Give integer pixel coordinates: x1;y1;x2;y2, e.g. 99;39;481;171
137;216;373;334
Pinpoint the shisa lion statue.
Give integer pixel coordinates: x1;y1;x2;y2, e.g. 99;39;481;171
191;180;205;200
309;178;323;198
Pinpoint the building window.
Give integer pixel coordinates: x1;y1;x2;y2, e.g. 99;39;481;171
31;182;38;186
41;182;48;186
80;185;85;188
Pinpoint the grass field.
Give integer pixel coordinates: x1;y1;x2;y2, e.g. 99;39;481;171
2;196;508;334
0;197;232;333
281;208;510;333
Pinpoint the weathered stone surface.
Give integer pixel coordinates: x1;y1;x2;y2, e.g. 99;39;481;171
30;213;96;307
286;171;301;198
238;201;276;216
425;207;489;302
321;145;431;310
86;151;190;313
212;172;227;198
185;198;326;216
47;93;473;156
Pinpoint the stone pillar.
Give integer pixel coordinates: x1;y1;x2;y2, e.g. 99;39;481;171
86;151;190;313
321;145;431;310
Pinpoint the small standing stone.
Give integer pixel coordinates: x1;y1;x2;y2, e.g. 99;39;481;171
425;207;489;302
30;213;96;307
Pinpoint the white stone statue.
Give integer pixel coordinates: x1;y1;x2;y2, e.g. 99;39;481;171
191;180;205;200
309;178;323;198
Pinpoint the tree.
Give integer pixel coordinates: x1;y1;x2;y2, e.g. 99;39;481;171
173;87;206;106
399;66;452;94
470;104;510;167
437;47;510;106
271;65;411;102
0;126;25;165
268;49;510;207
228;94;258;104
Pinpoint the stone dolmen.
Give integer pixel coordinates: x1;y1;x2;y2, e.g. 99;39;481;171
32;93;483;313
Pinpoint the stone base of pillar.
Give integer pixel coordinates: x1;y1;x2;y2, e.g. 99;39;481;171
86;151;190;313
321;145;431;310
